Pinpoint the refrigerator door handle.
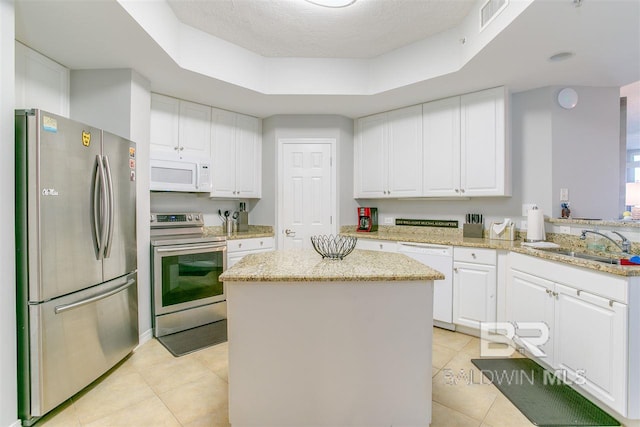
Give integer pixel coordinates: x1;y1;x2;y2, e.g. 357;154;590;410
93;155;107;260
102;155;115;258
54;278;135;314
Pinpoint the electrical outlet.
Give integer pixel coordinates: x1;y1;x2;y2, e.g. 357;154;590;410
558;226;570;234
521;220;528;230
560;188;569;202
384;217;394;225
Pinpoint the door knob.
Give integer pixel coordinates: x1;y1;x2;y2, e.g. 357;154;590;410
285;229;296;237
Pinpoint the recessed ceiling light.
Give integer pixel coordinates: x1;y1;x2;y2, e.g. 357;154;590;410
549;52;575;62
304;0;357;8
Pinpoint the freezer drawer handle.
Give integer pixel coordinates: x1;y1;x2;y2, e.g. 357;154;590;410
54;279;135;314
156;244;227;253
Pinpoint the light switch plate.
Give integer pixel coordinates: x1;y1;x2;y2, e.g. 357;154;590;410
384;217;394;225
560;188;569;202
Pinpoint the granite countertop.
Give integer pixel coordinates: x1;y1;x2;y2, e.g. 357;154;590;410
203;225;274;240
548;218;640;228
512;246;640;277
340;226;640;277
219;249;445;282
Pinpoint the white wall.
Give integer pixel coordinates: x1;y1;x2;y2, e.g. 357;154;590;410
254;115;356;241
70;69;154;340
512;86;553;215
551;86;620;219
150;193;240;227
1;2;18;427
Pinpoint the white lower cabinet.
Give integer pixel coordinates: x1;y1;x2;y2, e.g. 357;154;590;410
554;283;627;415
227;237;274;268
508;270;555;363
452;248;497;329
508;253;629;417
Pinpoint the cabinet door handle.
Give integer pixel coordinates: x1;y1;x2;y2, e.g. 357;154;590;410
460;189;465;193
453;267;458;273
455;189;460;193
552;291;558;297
576;289;581;296
546;289;552;295
179;146;184;151
285;229;296;237
238;243;242;248
471;253;476;259
174;146;179;151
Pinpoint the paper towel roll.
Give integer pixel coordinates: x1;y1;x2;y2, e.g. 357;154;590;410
526;207;545;242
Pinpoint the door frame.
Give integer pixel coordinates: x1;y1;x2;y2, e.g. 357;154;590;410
277;138;337;250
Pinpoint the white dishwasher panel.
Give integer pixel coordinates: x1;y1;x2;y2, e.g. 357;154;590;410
398;242;453;328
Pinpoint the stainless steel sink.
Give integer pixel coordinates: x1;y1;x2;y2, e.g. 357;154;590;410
538;248;621;265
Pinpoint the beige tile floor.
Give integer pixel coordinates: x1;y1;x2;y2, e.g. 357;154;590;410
35;328;535;427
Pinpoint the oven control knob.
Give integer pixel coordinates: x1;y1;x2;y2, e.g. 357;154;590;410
150;214;155;222
187;215;193;221
195;214;200;221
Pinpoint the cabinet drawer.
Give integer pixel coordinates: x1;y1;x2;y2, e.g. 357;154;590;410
454;247;496;265
228;237;274;253
356;239;397;253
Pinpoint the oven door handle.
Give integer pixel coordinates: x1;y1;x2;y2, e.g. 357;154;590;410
156;244;226;253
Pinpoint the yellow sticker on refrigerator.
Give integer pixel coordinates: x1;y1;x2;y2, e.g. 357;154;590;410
82;131;91;147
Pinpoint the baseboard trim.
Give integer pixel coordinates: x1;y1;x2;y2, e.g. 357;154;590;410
135;328;153;351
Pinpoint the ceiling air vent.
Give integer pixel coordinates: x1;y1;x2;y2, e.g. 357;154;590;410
480;0;508;30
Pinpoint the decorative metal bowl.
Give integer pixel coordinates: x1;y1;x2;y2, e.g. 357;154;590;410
310;235;358;260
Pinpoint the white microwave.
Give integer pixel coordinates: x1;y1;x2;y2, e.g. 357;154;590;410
150;156;211;193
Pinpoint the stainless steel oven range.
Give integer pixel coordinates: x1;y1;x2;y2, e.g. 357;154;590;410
151;212;227;337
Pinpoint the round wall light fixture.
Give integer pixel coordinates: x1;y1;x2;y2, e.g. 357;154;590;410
557;88;579;109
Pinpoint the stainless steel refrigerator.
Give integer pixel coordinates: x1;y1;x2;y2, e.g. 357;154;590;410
15;109;139;426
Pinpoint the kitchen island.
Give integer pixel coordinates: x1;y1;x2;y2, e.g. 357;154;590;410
219;249;444;427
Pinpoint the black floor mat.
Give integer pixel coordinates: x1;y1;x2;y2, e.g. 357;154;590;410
157;320;227;357
471;358;619;426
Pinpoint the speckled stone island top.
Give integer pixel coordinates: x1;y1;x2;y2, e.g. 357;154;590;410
219;249;445;282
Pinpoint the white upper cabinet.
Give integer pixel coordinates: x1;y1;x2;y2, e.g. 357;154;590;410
354;112;387;198
15;42;70;117
354;105;423;198
210;108;262;198
150;94;180;156
423;96;461;197
178;100;211;159
150;93;211;160
460;87;508;196
423;86;509;197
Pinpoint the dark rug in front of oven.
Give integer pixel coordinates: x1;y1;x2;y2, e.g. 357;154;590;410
157;320;227;357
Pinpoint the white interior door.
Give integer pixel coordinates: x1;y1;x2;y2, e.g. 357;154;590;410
280;140;335;250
